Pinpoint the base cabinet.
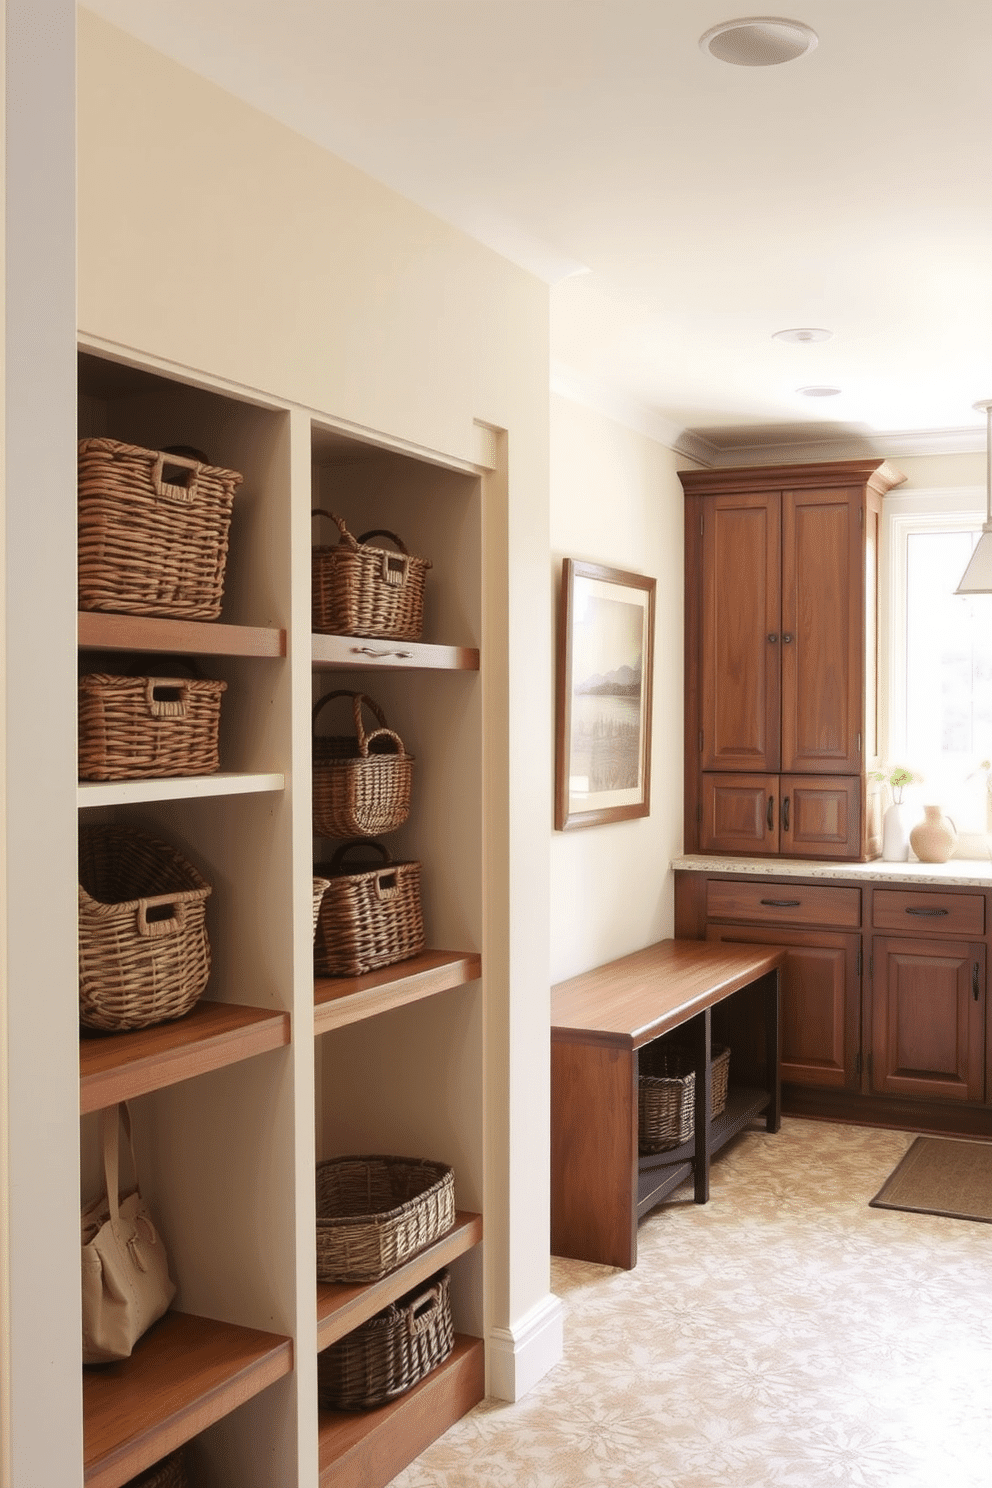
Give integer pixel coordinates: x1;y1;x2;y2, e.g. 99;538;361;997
676;867;992;1136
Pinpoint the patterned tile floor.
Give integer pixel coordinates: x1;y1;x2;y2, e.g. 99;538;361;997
393;1119;992;1488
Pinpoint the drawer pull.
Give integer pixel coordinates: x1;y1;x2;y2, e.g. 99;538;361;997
760;898;801;908
767;796;774;831
905;907;949;917
974;963;981;1002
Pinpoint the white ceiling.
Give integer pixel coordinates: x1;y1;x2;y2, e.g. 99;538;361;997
83;1;992;460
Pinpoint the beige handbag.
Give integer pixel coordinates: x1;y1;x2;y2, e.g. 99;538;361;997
81;1102;176;1364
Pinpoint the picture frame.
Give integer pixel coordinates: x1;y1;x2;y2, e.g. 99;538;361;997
555;558;656;830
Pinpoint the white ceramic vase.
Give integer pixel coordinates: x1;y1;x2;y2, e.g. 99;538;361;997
881;801;913;861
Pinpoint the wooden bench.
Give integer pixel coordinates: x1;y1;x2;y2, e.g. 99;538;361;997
551;938;785;1269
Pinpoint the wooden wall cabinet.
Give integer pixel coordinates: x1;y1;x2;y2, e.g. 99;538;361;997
675;867;992;1138
681;460;904;861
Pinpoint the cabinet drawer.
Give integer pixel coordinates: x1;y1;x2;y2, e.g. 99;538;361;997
872;889;985;937
705;880;861;929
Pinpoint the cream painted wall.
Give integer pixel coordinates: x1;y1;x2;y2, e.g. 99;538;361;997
549;394;697;984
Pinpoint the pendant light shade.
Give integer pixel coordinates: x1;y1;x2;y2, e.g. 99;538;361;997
955;399;992;595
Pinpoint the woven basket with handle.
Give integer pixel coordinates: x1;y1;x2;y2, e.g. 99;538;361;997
637;1042;731;1154
317;1268;454;1409
315;1154;455;1283
311;510;430;639
78;438;242;620
79;668;226;781
78;824;212;1032
313;840;424;978
312;689;413;838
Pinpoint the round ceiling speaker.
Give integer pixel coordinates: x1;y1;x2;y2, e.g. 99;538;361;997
699;17;819;66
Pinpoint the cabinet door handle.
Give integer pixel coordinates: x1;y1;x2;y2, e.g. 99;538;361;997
768;633;779;643
782;795;790;832
905;907;949;917
974;962;981;1002
767;795;774;831
760;898;801;908
782;633;794;644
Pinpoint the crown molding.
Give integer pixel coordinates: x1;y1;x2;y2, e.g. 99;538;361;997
549;363;717;464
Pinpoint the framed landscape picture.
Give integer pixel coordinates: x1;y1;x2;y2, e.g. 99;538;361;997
555;558;656;830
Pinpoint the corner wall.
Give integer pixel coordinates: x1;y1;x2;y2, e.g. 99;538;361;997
550;394;697;984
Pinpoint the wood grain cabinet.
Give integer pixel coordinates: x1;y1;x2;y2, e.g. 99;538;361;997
681;460;905;861
675;868;992;1138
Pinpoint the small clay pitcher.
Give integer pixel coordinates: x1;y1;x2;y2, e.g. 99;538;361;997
909;804;958;864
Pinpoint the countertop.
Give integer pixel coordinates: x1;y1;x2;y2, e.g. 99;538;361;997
672;853;992;888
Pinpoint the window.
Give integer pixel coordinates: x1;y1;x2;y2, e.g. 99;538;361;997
884;489;992;845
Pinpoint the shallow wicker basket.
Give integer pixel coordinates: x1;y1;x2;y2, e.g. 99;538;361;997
315;1155;455;1284
78;438;242;620
124;1449;188;1488
313;877;330;939
318;1268;453;1410
312;690;413;838
638;1042;731;1154
313;841;425;978
78;824;212;1032
79;671;227;781
311;510;431;640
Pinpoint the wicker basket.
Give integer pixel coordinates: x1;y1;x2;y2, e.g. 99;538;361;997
313;877;330;939
78;824;212;1032
313;841;425;978
79;671;227;781
311;510;431;640
124;1449;188;1488
78;438;242;620
312;690;413;838
318;1269;454;1410
638;1042;731;1154
315;1155;455;1283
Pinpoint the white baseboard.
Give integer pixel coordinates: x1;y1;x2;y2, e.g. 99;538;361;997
487;1292;564;1402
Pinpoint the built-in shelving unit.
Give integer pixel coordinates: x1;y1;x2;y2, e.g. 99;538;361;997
82;1311;293;1488
314;952;482;1036
80;1001;290;1113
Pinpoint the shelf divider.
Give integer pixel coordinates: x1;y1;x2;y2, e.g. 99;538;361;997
317;1335;484;1488
317;1212;483;1351
83;1310;292;1488
80;1001;291;1114
314;951;482;1036
312;632;479;673
78;611;286;658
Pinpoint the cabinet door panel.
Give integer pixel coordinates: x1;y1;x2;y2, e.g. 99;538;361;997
701;493;781;772
781;489;862;774
780;775;861;859
871;937;985;1102
700;775;778;855
708;925;860;1090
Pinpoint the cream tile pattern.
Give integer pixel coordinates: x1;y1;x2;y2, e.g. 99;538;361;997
392;1120;992;1487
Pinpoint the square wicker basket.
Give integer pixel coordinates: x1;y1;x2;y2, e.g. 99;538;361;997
637;1042;731;1154
315;1155;455;1284
313;841;425;978
311;510;430;640
317;1269;454;1411
78;672;226;781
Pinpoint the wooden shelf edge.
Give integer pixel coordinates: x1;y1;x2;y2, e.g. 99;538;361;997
314;950;482;1036
78;611;286;658
317;1211;483;1351
78;771;285;807
636;1160;693;1216
311;632;479;673
318;1335;484;1488
83;1311;292;1488
80;1002;291;1114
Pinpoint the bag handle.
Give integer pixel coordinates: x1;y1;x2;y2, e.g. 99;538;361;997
328;838;393;874
311;509;359;551
101;1103;139;1233
311;690;405;758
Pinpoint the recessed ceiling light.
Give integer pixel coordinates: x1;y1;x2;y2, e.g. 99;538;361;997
773;327;832;343
699;17;819;67
797;385;841;397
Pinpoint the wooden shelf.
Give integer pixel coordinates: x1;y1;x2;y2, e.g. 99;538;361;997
314;951;482;1036
78;611;286;658
83;1310;292;1488
636;1160;693;1217
80;1000;291;1114
318;1335;484;1488
78;771;285;808
312;632;479;672
317;1211;483;1352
